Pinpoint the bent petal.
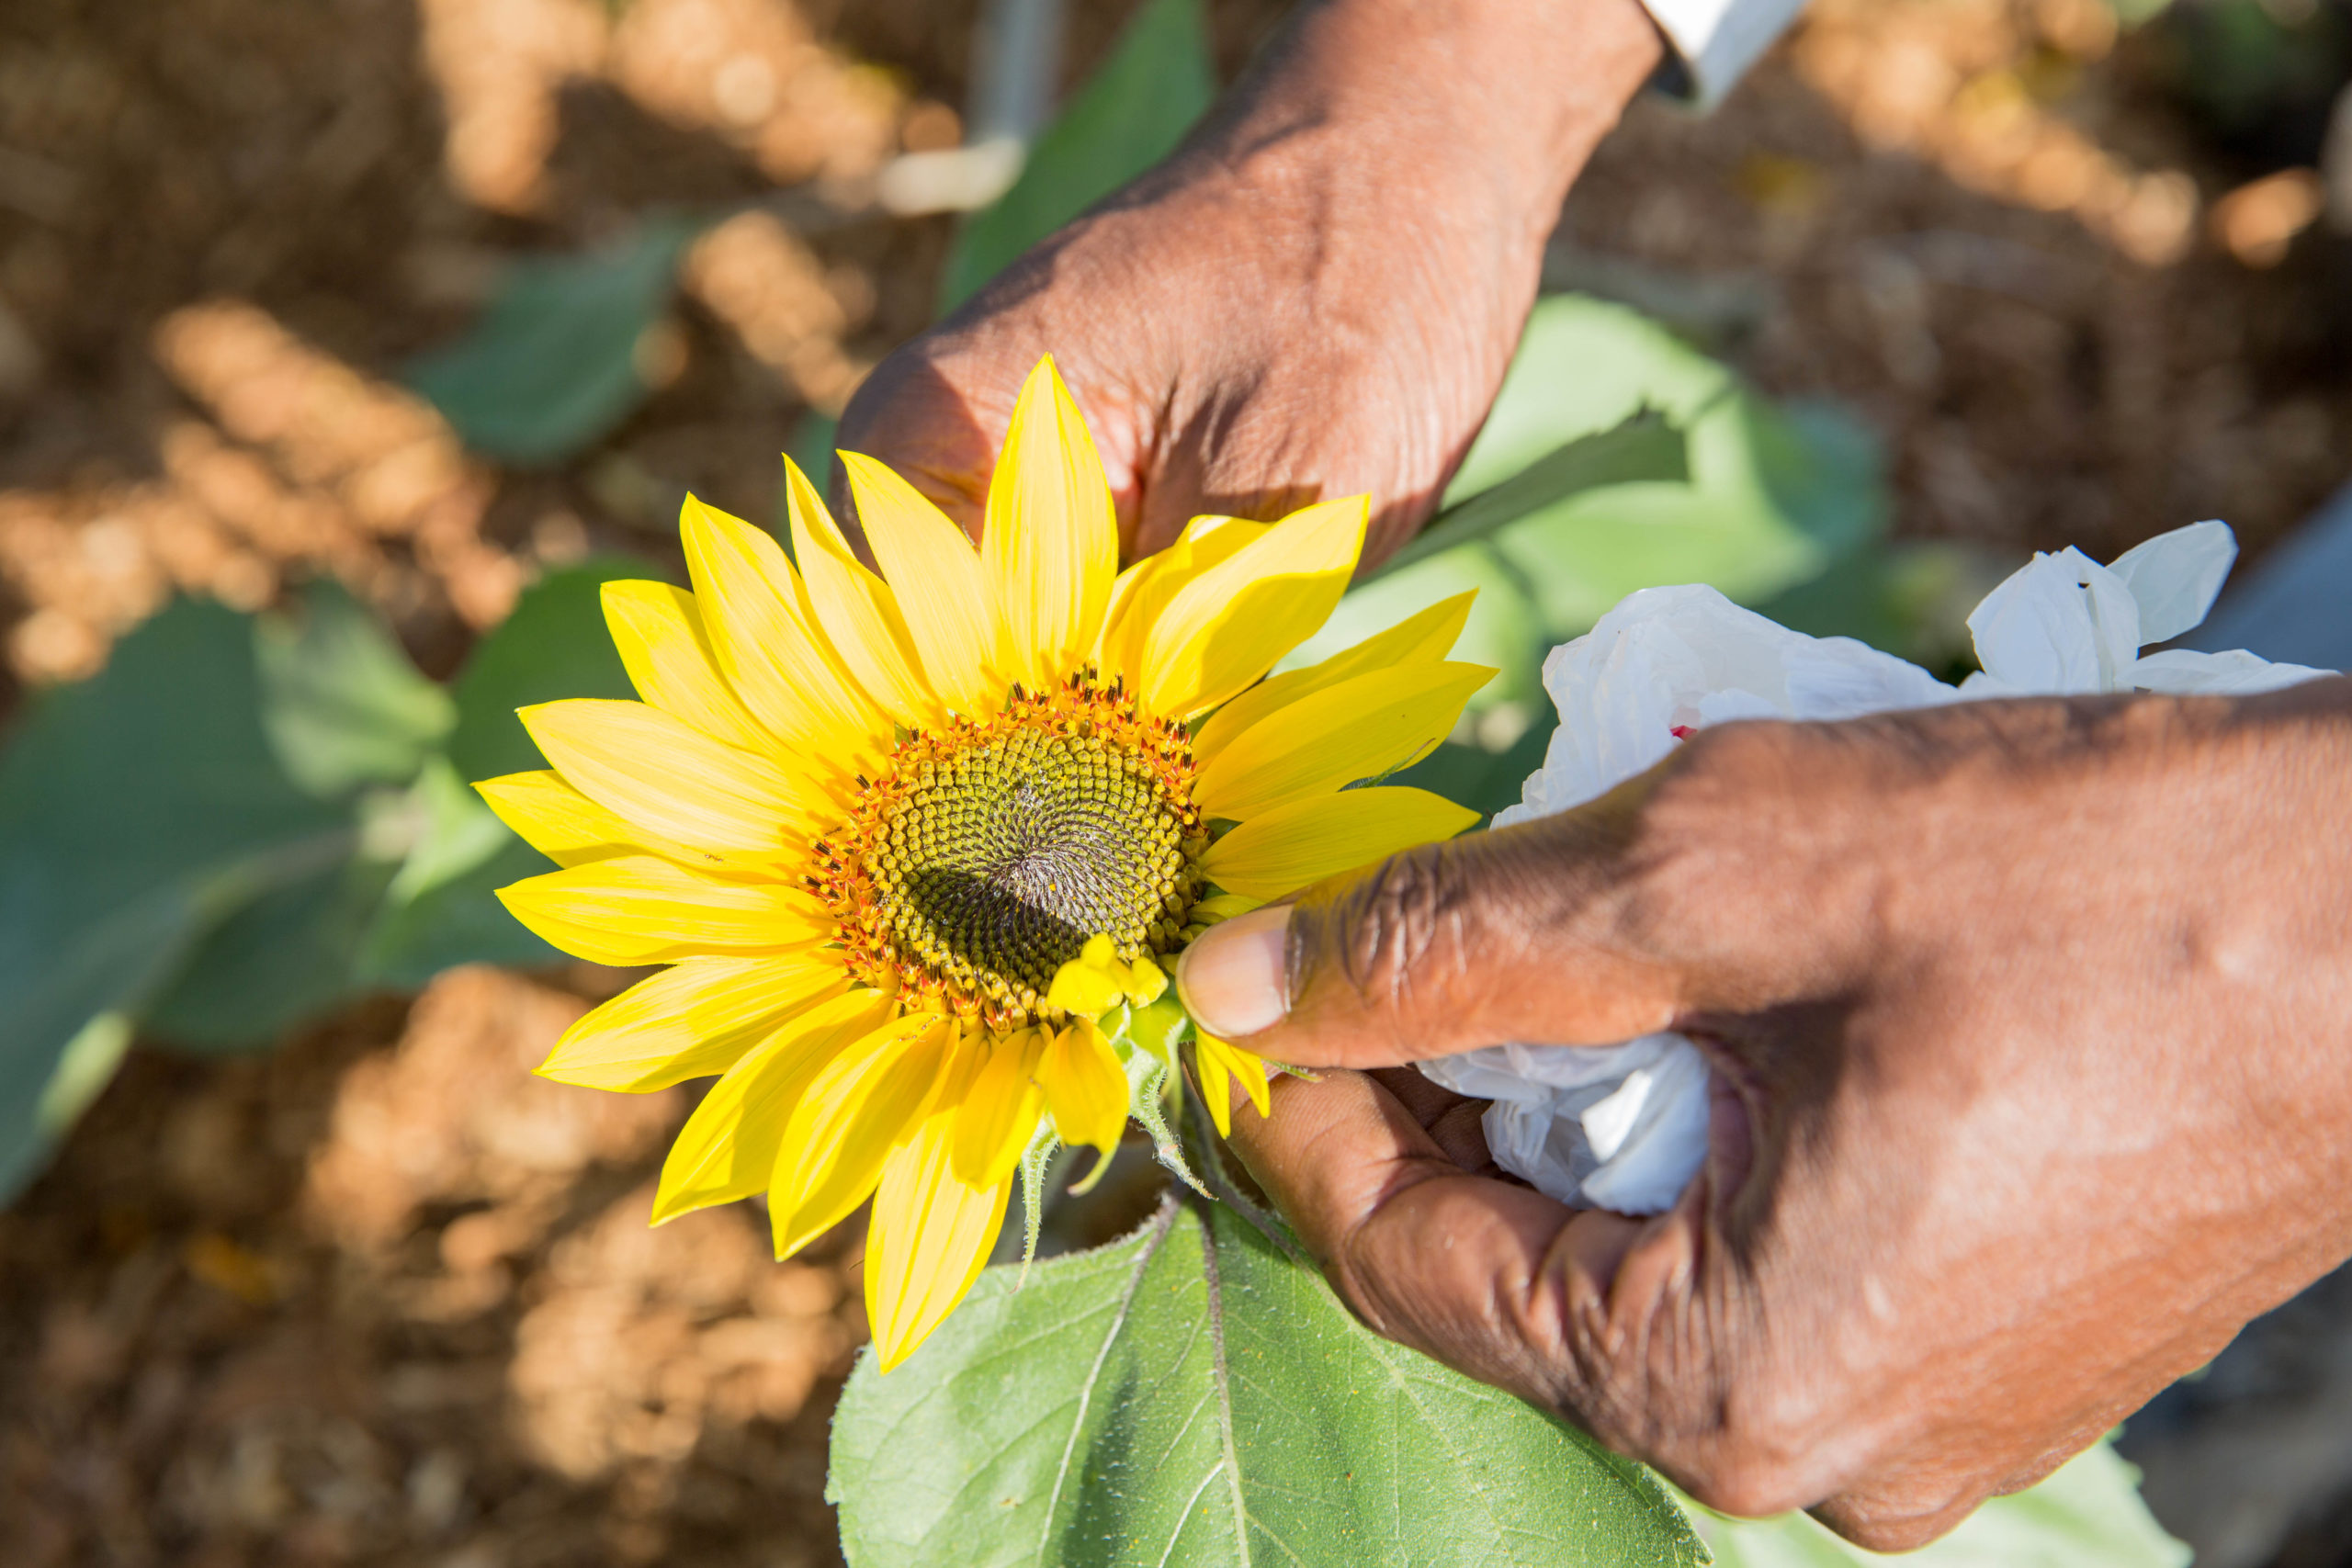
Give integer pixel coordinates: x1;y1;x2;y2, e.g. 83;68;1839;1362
1194;1032;1271;1138
984;357;1117;691
1199;786;1479;901
650;990;894;1222
1193;660;1493;820
537;953;850;1091
841;453;1003;716
1140;496;1368;719
1190;591;1475;768
600;581;773;755
497;854;830;965
784;457;937;727
1094;515;1270;690
522;699;831;862
1038;1019;1127;1155
866;1072;1013;1371
769;1012;954;1259
2108;520;2236;645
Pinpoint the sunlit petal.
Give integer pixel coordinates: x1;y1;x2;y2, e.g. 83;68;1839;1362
522;699;830;863
784;457;938;726
840;453;1003;716
1193;661;1494;820
1190;592;1476;769
1140;497;1367;718
1038;1019;1128;1155
769;1013;955;1258
497;854;831;965
601;580;774;754
537;954;851;1091
1198;786;1479;901
476;770;665;867
866;1070;1013;1371
983;356;1116;689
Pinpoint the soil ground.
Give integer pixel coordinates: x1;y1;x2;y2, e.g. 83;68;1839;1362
2;0;2348;1562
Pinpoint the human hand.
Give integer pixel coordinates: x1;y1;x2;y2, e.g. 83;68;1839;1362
835;0;1662;569
1175;682;2352;1549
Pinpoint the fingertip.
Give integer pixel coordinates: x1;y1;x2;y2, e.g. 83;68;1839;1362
1177;904;1291;1039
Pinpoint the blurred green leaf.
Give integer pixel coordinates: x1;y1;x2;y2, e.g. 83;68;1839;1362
142;852;399;1052
831;1196;1707;1567
448;555;662;781
0;599;353;1199
256;579;453;796
1684;1441;2186;1566
407;220;698;467
938;0;1216;312
1307;294;1888;713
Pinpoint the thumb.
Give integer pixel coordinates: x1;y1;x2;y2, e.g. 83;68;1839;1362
1175;795;1688;1070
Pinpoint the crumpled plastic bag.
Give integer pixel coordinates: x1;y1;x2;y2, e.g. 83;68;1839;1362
1419;522;2334;1215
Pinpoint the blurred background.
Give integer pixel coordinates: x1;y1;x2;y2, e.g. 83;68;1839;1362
0;0;2348;1562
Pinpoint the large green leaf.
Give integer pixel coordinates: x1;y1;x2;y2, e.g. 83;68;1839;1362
358;758;562;985
1303;295;1887;711
447;555;662;781
830;1196;1708;1567
254;579;454;796
0;599;354;1198
407;220;698;467
938;0;1216;312
1684;1442;2187;1567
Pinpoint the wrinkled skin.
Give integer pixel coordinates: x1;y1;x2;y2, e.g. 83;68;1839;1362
831;0;2352;1543
1182;683;2352;1549
835;0;1666;568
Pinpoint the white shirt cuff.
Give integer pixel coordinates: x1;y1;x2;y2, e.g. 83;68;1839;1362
1638;0;1808;107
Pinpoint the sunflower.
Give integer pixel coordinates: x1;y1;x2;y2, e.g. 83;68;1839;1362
479;358;1487;1367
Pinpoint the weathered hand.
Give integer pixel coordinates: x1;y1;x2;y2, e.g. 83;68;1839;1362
834;0;1662;568
1177;682;2352;1549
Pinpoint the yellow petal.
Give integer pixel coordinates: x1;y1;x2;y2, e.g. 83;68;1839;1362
521;699;830;865
1038;1018;1128;1154
1193;661;1494;820
1190;891;1263;926
840;453;1003;716
983;357;1116;690
783;457;938;727
1095;514;1270;692
866;1072;1012;1371
1190;592;1476;769
950;1029;1046;1189
1045;942;1126;1019
1121;953;1168;1007
537;953;850;1090
1139;496;1368;719
1197;786;1478;901
476;771;663;867
651;990;894;1223
678;493;884;770
496;854;830;965
601;580;774;754
1196;1032;1271;1138
769;1013;955;1258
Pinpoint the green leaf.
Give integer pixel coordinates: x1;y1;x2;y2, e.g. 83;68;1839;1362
1366;409;1690;583
0;599;354;1199
1682;1441;2186;1567
406;220;698;467
830;1196;1708;1567
255;579;453;796
1302;295;1887;711
447;555;664;782
141;852;399;1052
938;0;1216;311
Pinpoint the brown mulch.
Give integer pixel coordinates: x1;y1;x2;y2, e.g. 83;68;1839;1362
1;0;2347;1563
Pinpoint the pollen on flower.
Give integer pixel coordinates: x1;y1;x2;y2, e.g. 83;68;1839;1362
805;670;1208;1032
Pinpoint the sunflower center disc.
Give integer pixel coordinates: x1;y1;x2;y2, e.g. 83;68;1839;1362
809;678;1206;1030
883;727;1182;997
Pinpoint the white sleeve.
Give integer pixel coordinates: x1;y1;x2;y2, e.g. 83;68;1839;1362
1637;0;1809;107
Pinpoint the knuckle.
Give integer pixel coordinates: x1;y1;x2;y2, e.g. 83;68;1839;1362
1285;836;1479;1017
